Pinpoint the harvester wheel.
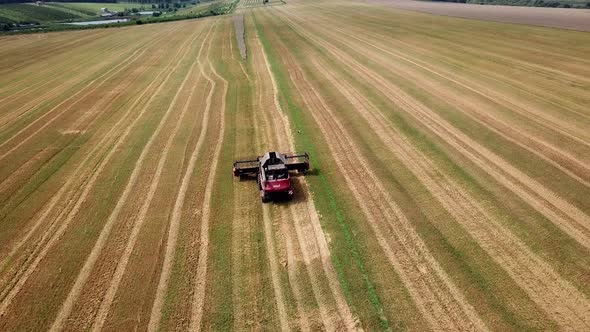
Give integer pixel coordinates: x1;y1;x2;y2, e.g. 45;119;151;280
261;190;269;203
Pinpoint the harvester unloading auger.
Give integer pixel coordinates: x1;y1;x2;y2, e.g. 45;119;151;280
233;151;310;202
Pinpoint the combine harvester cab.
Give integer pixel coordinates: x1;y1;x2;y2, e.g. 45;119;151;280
233;151;310;202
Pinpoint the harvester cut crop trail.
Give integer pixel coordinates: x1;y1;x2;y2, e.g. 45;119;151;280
233;151;310;202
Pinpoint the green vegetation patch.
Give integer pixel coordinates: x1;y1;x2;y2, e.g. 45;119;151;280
0;3;84;24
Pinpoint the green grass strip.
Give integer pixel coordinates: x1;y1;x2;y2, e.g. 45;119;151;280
252;12;390;331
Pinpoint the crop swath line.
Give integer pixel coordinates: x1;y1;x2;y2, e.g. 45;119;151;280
0;27;179;211
262;9;489;331
49;24;209;331
0;24;195;320
188;24;229;331
251;27;327;331
300;5;590;146
278;9;590;329
279;209;313;331
300;18;590;189
89;35;207;332
277;6;590;253
328;22;590;165
307;3;590;87
0;43;124;124
0;30;175;209
226;26;277;330
287;59;484;332
309;5;590;131
254;12;391;330
227;43;262;330
148;21;217;332
244;33;294;331
261;206;291;331
0;25;180;156
0;31;107;77
0;28;183;316
245;28;293;331
312;51;590;330
255;15;365;331
256;43;314;332
0;24;182;272
304;4;590;134
0;27;178;163
0;31;142;115
0;29;165;135
312;4;590;80
46;24;208;331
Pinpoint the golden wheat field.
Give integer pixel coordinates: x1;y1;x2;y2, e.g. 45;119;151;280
1;0;589;330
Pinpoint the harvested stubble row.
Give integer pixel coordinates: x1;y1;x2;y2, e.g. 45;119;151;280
0;0;589;331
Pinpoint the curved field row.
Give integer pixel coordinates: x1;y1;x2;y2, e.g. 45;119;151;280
0;19;223;331
49;23;212;332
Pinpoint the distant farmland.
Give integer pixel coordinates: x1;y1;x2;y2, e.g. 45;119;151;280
370;0;590;31
0;0;589;330
0;3;85;23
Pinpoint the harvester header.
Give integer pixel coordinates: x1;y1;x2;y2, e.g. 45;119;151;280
233;151;310;202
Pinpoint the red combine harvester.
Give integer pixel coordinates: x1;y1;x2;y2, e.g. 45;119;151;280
233;151;310;202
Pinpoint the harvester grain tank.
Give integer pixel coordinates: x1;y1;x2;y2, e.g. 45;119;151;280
233;151;310;202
